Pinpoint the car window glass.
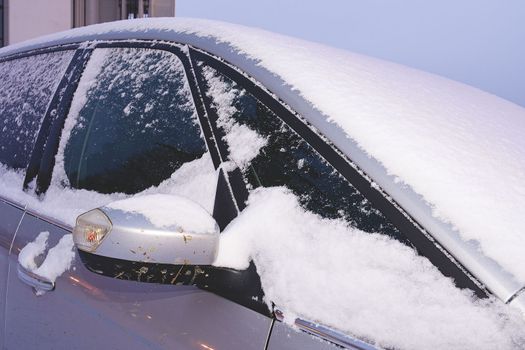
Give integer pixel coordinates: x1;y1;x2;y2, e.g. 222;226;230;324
0;50;74;169
199;63;408;244
59;47;207;194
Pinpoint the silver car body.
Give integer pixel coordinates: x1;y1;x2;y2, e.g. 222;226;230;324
0;18;523;348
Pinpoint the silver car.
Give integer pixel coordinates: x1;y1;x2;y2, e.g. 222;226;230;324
0;18;524;349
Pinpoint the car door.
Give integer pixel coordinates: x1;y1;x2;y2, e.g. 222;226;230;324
0;48;77;345
0;198;23;344
4;43;271;349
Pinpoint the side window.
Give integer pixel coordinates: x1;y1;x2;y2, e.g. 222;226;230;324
0;50;74;169
56;47;207;195
198;63;408;244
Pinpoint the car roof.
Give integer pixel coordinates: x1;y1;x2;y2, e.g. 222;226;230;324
1;18;524;304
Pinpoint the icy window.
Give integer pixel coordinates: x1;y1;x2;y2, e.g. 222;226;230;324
199;64;405;244
0;50;73;169
57;47;206;194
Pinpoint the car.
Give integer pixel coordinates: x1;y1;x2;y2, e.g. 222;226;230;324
0;18;524;350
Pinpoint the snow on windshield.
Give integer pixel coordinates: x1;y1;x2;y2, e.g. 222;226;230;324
215;186;525;350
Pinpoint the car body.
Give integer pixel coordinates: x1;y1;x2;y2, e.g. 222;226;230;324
0;18;524;349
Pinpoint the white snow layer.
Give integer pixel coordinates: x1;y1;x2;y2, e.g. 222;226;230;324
18;231;75;283
214;187;525;350
107;194;218;234
2;18;521;280
201;66;267;169
33;234;75;282
0;153;216;227
18;231;49;271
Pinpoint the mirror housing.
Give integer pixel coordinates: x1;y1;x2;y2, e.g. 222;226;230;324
73;194;220;265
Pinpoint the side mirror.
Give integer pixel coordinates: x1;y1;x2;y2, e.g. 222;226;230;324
72;194;220;265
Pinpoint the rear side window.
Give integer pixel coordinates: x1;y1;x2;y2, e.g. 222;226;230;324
57;47;206;194
199;63;408;245
0;51;74;169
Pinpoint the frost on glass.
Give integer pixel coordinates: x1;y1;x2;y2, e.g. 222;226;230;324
199;63;405;243
0;50;74;169
200;64;267;170
58;48;206;194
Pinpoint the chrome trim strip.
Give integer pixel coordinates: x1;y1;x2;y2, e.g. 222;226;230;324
274;310;379;350
0;194;72;232
0;194;25;210
24;209;73;232
9;209;26;255
508;291;525;315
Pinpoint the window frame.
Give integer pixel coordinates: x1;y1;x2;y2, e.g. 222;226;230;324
3;40;270;317
56;46;209;195
190;46;488;299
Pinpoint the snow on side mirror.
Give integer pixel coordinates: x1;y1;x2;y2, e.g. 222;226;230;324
72;194;220;265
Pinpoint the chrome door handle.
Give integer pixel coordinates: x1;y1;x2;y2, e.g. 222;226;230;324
17;263;55;294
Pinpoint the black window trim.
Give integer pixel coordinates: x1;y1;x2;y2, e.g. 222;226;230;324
0;43;80;64
189;46;489;299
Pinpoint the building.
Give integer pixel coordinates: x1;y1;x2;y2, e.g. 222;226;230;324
1;0;176;47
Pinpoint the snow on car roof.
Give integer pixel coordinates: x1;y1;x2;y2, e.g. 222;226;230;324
2;18;524;296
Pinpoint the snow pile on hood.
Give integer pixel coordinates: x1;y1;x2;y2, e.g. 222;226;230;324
106;194;218;234
215;187;525;350
2;17;522;280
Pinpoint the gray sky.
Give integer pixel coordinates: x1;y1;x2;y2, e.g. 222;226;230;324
178;0;525;107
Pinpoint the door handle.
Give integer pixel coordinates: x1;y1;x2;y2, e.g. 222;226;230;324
17;263;55;295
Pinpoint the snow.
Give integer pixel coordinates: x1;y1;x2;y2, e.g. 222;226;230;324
0;152;217;227
18;231;49;271
33;234;75;283
201;65;268;169
106;194;218;234
18;231;75;284
141;153;218;213
215;187;525;350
